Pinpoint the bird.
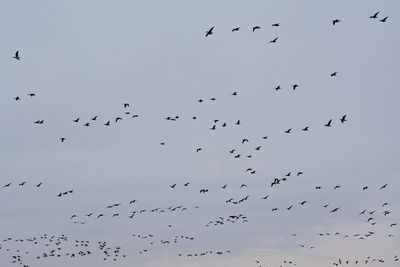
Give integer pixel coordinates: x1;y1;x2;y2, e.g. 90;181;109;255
252;26;261;32
285;128;292;133
14;96;20;101
236;120;241;125
205;26;214;37
104;121;110;126
231;91;237;95
3;183;12;188
275;85;281;91
292;84;299;90
380;16;388;22
272;23;280;27
60;138;66;143
332;19;341;25
28;93;36;97
242;138;249;144
19;182;26;186
36;182;42;187
269;37;278;43
123;103;129;108
232;27;240;32
340;115;347;123
115;117;122;122
196;148;202;152
379;183;388;190
84;122;90;126
91;116;98;121
13;51;21;60
73;118;80;123
325;119;332;127
183;182;190;187
370;12;379;19
330;72;337;77
302;126;309;131
170;184;176;189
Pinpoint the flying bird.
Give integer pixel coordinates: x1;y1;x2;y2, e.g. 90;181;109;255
13;51;21;60
252;26;261;32
332;19;341;25
205;26;214;37
380;16;388;22
370;12;379;19
232;27;240;32
269;37;278;43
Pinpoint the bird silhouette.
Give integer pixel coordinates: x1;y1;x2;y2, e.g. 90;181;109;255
13;51;21;60
232;27;240;32
380;16;388;22
370;12;379;19
252;26;261;32
205;26;214;37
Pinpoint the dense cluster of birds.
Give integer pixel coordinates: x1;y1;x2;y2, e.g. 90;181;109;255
2;7;396;267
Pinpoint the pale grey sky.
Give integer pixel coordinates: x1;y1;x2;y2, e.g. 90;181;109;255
0;1;399;266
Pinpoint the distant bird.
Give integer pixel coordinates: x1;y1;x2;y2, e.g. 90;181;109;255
334;185;341;190
330;207;340;213
196;148;202;152
13;51;21;60
14;96;20;101
242;138;249;144
275;85;281;91
19;182;26;186
252;26;261;32
84;122;90;126
123;103;129;108
170;184;176;189
297;172;303;176
184;182;190;187
221;184;227;189
236;120;241;125
332;19;341;25
302;126;309;131
362;186;368;190
231;91;237;95
36;182;42;187
261;195;269;200
3;183;12;188
269;37;278;43
60;138;66;143
370;12;379;19
129;200;136;204
292;84;299;90
379;183;388;190
115;117;122;122
104;121;110;126
272;23;280;27
205;26;214;37
91;116;98;121
340;114;347;123
285;128;292;133
73;118;80;122
28;93;36;97
330;72;337;77
262;136;268;139
380;16;388;22
325;119;332;127
232;27;240;32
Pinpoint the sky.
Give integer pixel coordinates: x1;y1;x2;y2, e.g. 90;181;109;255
0;1;399;266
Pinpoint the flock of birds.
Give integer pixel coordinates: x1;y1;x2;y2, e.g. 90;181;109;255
2;8;397;267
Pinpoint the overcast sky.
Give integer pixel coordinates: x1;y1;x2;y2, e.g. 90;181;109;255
0;1;399;266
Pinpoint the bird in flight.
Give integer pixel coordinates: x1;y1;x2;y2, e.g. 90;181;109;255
292;84;299;90
370;12;379;19
302;126;309;131
232;27;240;32
332;19;341;25
340;115;347;123
380;16;388;22
252;26;261;32
269;37;278;43
272;23;280;27
60;137;66;143
325;119;332;127
285;128;292;133
13;51;21;60
330;72;337;77
205;26;214;37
